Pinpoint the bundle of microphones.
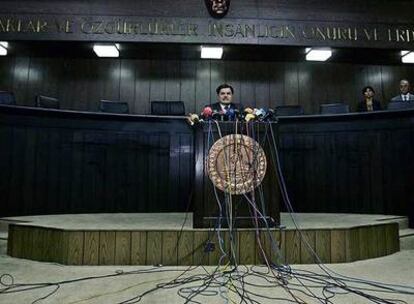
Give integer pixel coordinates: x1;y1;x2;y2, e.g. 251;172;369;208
188;106;276;125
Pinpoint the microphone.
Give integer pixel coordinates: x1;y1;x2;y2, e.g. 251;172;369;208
262;108;275;121
254;108;266;120
244;107;254;114
226;108;238;121
201;106;213;119
186;113;200;125
239;107;253;121
245;113;256;122
212;110;225;121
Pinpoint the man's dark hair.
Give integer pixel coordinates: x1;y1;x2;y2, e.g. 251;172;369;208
362;86;375;94
216;83;234;95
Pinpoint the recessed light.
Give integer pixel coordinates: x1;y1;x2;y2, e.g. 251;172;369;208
0;45;7;56
305;47;332;61
93;44;120;58
201;46;223;59
401;50;414;63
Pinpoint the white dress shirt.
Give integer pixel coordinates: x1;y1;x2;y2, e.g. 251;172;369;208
401;93;411;101
220;104;230;112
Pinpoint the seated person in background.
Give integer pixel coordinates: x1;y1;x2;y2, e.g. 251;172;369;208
391;79;414;102
357;86;382;112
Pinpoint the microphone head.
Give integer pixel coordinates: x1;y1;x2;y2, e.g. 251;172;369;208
226;108;237;120
254;108;266;117
244;107;254;114
263;108;275;121
187;113;200;125
245;113;256;122
201;106;213;118
211;110;221;119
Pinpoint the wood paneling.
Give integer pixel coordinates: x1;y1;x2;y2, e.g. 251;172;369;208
115;231;131;265
331;229;346;263
277;111;414;215
315;230;331;263
3;56;414;115
285;230;301;264
162;231;178;266
300;230;316;264
8;222;399;265
146;231;162;265
99;231;116;265
131;231;147;265
84;231;99;265
0;106;194;217
66;231;84;265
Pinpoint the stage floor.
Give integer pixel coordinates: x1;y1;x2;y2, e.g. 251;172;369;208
0;212;407;230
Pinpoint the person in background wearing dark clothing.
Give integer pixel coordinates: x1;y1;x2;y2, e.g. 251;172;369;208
357;86;382;112
209;83;240;113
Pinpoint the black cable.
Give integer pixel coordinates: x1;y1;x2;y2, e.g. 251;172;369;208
1;120;414;304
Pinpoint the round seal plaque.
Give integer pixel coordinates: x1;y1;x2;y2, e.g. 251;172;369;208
206;134;267;195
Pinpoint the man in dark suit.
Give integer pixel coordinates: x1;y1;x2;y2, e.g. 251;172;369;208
187;83;240;124
390;79;414;102
210;83;240;113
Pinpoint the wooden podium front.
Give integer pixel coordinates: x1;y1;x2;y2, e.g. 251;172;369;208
193;121;280;228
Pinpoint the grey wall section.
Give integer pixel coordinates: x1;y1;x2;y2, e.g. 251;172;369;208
1;56;414;114
1;1;414;47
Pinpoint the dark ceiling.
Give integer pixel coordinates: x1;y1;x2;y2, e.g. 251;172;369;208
1;40;407;65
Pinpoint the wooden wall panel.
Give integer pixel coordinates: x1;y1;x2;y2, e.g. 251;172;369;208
161;231;178;266
331;229;346;263
99;231;116;265
146;231;162;265
195;60;210;110
120;59;136;113
315;230;331;263
300;230;316;264
277;112;414;215
358;227;370;260
193;230;209;265
131;231;147;265
115;231;131;265
65;231;84;265
1;56;414;218
177;231;194;265
84;231;100;265
180;60;197;114
345;228;360;262
2;56;414;115
208;230;223;265
239;230;256;264
285;230;301;264
7;224;399;265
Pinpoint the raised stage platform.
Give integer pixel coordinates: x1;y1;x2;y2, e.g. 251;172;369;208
3;213;401;266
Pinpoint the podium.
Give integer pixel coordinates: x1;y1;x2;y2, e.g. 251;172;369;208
192;121;280;228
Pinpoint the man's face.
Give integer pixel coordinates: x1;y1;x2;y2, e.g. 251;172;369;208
218;87;233;104
400;80;410;94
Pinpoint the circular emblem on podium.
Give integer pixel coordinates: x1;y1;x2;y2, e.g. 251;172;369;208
206;134;267;195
